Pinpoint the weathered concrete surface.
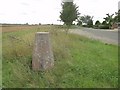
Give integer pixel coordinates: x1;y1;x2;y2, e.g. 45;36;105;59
32;32;54;71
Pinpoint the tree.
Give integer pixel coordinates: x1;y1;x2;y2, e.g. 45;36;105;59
77;20;82;26
25;23;29;25
87;19;93;27
118;9;120;22
103;13;114;28
97;20;109;29
94;20;101;28
102;21;107;25
113;12;118;23
113;10;120;23
80;15;93;27
95;20;101;26
111;10;120;28
60;1;80;27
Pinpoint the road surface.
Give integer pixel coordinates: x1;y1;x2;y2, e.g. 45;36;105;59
70;28;119;45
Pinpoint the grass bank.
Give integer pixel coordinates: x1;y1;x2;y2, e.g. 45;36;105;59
2;25;118;88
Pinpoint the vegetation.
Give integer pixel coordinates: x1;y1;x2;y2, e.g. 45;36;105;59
77;20;82;26
75;10;119;29
98;25;109;29
60;2;79;26
103;13;114;29
87;19;93;28
59;1;118;30
94;20;101;29
60;1;79;33
93;11;119;29
78;15;94;28
95;20;101;26
102;21;107;25
101;10;120;29
2;25;118;88
1;0;119;88
118;10;120;22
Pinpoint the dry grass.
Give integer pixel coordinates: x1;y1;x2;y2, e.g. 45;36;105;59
2;25;118;88
2;25;55;32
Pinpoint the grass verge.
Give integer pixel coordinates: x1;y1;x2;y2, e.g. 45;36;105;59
2;25;118;88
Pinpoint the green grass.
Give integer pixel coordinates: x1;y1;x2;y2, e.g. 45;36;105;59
2;25;118;88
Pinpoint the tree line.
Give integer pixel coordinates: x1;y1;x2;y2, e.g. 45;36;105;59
60;1;120;29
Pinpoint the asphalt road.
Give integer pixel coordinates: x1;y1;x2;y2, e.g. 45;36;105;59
70;28;119;45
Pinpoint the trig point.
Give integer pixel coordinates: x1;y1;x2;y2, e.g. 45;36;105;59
32;32;54;71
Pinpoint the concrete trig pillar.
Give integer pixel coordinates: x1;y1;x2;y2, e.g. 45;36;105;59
32;32;54;71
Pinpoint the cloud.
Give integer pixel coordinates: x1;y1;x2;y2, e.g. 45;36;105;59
21;12;28;15
0;13;4;15
21;2;29;6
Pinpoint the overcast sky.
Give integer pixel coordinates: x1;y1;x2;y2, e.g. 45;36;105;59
0;0;119;24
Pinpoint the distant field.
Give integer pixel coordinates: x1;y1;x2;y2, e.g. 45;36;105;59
2;25;118;88
2;25;55;32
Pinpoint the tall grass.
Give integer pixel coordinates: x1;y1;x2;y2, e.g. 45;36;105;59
2;25;118;88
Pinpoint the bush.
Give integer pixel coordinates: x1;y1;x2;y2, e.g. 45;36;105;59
87;19;93;28
93;25;99;29
82;25;93;28
95;20;101;26
82;25;88;27
98;25;109;29
77;21;82;26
